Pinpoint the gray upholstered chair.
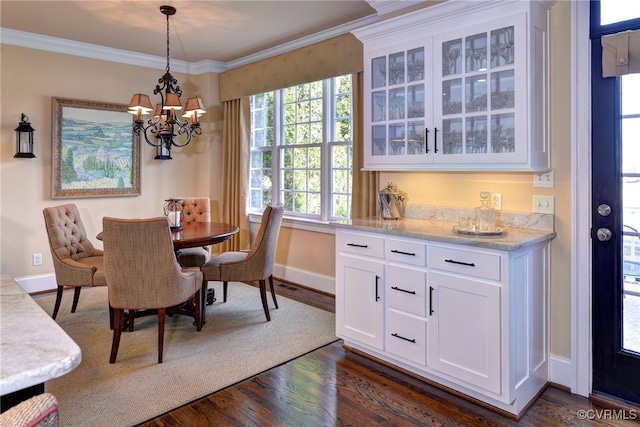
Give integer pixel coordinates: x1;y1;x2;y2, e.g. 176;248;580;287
102;216;203;364
43;204;106;320
201;204;284;321
176;197;212;268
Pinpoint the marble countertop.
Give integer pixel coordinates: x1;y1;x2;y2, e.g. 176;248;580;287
0;275;82;396
332;217;556;251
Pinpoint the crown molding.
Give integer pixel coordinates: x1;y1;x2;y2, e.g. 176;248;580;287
365;0;427;16
1;13;378;75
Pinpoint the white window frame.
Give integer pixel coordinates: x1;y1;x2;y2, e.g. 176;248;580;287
249;75;353;226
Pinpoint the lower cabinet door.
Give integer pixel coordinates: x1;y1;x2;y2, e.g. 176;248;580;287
336;255;385;350
428;272;502;395
387;309;427;366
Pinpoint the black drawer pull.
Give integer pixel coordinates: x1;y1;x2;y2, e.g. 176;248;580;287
390;249;416;256
375;275;380;301
444;259;475;267
347;243;368;248
429;286;434;315
391;333;416;343
391;286;416;295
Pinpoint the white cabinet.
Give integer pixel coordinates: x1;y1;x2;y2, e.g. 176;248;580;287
335;231;385;349
335;228;550;416
354;0;552;171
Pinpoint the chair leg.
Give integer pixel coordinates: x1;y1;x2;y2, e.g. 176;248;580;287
223;281;228;302
52;285;64;320
269;275;278;309
157;308;166;364
194;290;202;331
259;279;271;322
109;305;114;330
109;309;124;363
128;310;135;332
71;287;82;313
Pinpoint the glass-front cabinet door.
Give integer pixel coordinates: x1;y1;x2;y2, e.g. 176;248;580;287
356;1;550;171
433;14;527;165
366;42;433;166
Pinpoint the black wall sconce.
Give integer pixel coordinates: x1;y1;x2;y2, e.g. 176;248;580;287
14;113;35;158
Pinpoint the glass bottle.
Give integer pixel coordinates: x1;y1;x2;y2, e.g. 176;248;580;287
475;190;495;232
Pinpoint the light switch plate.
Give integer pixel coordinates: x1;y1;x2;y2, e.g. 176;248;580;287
534;170;554;188
533;196;555;214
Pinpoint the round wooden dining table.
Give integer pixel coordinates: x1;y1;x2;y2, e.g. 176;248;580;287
171;222;239;250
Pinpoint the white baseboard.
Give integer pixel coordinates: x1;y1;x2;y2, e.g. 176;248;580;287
549;354;572;389
273;263;335;295
13;273;57;294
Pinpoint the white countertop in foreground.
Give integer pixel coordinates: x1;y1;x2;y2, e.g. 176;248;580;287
0;275;81;396
332;217;556;251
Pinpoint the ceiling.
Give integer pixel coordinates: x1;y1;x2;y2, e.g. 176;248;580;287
0;1;379;65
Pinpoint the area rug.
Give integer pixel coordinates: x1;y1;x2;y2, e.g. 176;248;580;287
34;282;336;427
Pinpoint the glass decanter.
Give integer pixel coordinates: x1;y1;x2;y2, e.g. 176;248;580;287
475;190;496;232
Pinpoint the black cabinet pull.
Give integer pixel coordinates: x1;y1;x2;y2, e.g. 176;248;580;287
391;333;416;343
347;243;368;248
434;127;439;153
444;259;475;267
390;249;416;256
429;286;434;315
425;128;430;153
375;275;380;301
391;286;416;295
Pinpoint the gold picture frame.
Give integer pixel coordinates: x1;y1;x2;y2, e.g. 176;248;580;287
52;97;140;198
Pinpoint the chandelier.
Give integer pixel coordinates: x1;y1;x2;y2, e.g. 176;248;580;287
127;5;206;160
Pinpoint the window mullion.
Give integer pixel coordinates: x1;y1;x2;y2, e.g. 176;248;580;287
273;90;282;206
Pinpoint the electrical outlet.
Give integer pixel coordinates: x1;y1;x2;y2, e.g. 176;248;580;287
534;170;554;188
491;193;502;211
533;196;555;214
32;253;43;266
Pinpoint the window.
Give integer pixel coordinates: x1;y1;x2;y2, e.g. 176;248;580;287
249;75;353;221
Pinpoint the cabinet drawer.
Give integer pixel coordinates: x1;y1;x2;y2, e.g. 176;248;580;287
387;309;427;366
387;238;427;266
387;265;427;316
336;231;385;259
428;245;501;281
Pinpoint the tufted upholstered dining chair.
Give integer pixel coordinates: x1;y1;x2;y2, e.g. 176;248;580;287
200;204;284;321
102;216;203;364
176;197;212;268
43;204;106;320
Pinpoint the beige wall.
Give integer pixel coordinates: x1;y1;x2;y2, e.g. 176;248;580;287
0;45;223;277
0;0;573;359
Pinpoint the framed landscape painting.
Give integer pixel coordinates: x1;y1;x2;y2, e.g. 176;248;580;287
52;97;140;198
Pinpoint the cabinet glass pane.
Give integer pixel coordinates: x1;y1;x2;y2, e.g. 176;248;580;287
465;33;488;72
443;118;463;154
490;26;515;68
372;125;386;156
491;113;515;153
443;38;463;77
389;88;405;120
407;121;425;155
407;47;425;82
408;84;425;118
389;52;405;85
372;56;386;89
466;116;488;153
466;75;487;113
443;79;462;115
389;124;406;155
372;91;386;122
491;70;515;110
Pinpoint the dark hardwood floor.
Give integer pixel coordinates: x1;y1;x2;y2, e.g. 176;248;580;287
137;280;640;427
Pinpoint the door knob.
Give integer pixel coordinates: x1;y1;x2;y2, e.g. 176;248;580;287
596;228;612;241
597;204;612;217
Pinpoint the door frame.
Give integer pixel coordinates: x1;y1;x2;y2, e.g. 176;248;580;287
571;0;592;398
